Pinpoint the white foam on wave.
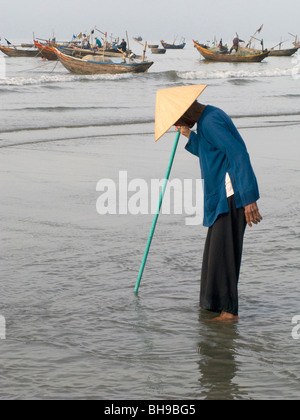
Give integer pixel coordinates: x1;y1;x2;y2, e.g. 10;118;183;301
0;65;297;86
0;72;133;86
179;67;295;80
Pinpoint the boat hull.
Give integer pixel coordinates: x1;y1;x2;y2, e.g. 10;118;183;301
34;41;58;60
160;41;186;49
151;48;166;54
54;49;153;75
193;41;269;62
71;46;124;58
0;45;41;57
269;48;299;56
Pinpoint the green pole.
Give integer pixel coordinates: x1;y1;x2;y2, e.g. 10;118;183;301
134;130;181;294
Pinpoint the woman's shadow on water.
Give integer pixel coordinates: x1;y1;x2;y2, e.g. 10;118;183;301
197;309;249;400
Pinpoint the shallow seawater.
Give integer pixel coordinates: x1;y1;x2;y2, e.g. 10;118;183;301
0;43;299;400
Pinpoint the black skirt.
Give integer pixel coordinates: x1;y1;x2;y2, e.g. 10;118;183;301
200;195;246;316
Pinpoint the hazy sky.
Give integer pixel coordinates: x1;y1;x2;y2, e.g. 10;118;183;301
1;0;299;46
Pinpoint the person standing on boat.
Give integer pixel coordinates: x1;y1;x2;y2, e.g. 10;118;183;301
118;39;127;53
218;38;228;53
95;37;102;49
230;36;244;54
81;34;90;49
175;101;262;321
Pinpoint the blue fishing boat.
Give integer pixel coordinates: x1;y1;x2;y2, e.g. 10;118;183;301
160;39;186;49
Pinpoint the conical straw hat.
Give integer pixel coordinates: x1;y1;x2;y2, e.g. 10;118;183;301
155;84;207;141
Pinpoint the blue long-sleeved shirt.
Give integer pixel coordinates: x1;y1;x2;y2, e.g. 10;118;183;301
185;105;260;227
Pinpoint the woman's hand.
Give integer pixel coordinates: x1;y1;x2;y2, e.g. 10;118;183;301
175;126;192;138
244;202;263;227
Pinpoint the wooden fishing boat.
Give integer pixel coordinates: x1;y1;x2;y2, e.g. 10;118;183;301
160;40;186;49
56;45;77;56
71;46;124;58
269;47;299;56
54;48;154;75
47;44;124;58
151;48;166;54
240;46;270;55
0;45;41;57
34;40;58;60
193;41;269;62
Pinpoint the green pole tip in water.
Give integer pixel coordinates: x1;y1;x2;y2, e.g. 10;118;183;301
134;130;181;294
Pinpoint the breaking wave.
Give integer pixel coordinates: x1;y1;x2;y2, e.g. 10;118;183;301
0;66;296;86
178;67;296;80
0;72;135;86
